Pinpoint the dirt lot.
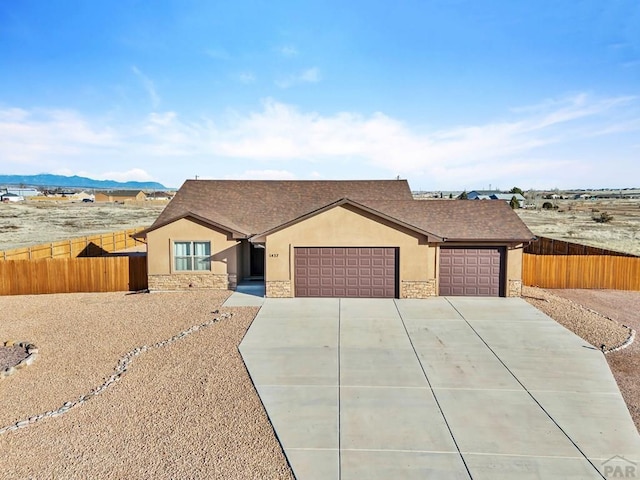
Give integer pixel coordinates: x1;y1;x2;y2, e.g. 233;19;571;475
0;290;293;479
3;197;640;256
0;201;166;251
517;199;640;255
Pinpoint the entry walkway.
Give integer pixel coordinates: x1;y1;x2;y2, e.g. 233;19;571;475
239;297;640;479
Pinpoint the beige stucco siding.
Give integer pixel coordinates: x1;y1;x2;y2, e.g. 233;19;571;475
506;245;523;280
264;205;433;293
146;218;239;276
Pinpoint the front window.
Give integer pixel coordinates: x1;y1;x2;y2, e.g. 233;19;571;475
174;241;211;271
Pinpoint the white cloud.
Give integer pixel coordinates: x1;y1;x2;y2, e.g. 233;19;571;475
278;45;298;57
224;169;297;180
0;108;118;167
132;65;160;109
54;168;155;182
1;93;638;188
276;67;321;88
237;72;256;84
96;168;155;182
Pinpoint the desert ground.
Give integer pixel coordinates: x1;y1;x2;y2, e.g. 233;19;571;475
3;197;640;256
0;201;166;252
516;199;640;256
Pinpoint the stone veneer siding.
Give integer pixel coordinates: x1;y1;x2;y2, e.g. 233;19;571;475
507;279;523;297
148;273;236;291
401;280;437;299
266;281;292;298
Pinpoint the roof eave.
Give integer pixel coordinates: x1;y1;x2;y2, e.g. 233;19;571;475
132;212;249;239
442;236;536;244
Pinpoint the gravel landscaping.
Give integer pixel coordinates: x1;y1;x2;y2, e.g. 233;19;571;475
1;287;637;478
0;290;294;479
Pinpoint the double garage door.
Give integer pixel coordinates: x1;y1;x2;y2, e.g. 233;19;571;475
294;246;504;298
295;247;397;298
439;247;504;297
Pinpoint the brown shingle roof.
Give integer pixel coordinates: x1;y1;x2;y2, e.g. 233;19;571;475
147;179;414;235
360;199;534;242
141;180;534;243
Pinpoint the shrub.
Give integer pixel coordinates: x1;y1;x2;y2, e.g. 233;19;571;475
542;202;554;210
593;211;613;223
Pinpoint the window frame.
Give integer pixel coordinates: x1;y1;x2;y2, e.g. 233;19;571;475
172;240;212;272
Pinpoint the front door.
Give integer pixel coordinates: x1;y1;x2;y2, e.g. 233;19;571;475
250;244;265;277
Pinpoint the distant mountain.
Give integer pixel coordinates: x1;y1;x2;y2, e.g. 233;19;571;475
0;174;167;190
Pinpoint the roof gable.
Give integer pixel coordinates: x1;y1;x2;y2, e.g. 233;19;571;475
250;198;443;242
149;179;413;236
140;180;533;243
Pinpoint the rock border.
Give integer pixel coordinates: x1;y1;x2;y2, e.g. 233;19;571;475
574;303;636;354
0;310;232;435
524;288;635;354
1;341;38;380
605;328;636;354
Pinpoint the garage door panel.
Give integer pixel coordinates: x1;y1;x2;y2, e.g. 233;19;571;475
295;247;396;298
440;247;503;297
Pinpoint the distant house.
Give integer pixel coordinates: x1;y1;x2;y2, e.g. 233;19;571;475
94;190;147;202
71;191;95;202
467;190;525;208
467;190;495;200
1;192;24;202
146;191;172;201
6;188;41;197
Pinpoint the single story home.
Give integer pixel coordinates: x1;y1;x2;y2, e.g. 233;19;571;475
6;188;41;197
1;192;24;202
134;180;534;298
70;191;95;202
145;191;174;201
95;190;147;202
467;190;525;208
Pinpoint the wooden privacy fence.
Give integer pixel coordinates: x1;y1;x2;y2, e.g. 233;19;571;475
0;228;146;261
0;256;148;295
524;235;634;257
522;254;640;290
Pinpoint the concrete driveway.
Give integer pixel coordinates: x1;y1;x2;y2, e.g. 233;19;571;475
238;297;640;480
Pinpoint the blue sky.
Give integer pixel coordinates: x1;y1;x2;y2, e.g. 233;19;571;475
1;1;638;190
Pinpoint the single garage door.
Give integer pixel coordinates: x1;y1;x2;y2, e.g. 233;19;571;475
295;247;397;298
439;247;504;296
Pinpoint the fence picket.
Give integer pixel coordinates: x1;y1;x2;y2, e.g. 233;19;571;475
0;257;148;295
523;254;640;290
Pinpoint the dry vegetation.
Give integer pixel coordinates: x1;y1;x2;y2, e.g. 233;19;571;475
3;197;640;257
517;199;640;256
0;201;166;251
